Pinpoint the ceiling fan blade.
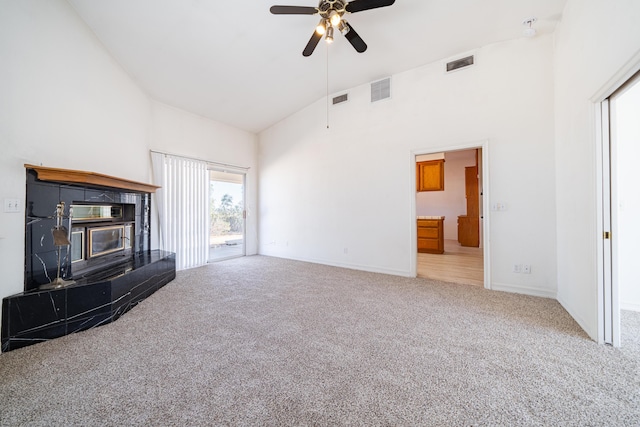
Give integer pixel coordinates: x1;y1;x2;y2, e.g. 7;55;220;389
345;0;395;13
270;5;317;15
343;23;367;53
303;31;323;56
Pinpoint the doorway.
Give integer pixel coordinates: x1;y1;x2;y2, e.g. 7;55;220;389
414;146;486;287
601;70;640;346
208;169;246;262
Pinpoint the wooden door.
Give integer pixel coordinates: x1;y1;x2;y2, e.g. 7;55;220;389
460;166;479;247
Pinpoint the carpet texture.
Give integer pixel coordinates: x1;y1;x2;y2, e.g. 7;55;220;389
1;255;639;426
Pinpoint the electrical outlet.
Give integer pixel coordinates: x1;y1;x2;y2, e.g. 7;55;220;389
513;264;522;273
522;264;531;274
4;198;20;213
343;247;348;255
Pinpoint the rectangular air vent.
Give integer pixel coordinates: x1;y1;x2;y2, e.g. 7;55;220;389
332;93;349;105
446;55;474;72
371;77;391;102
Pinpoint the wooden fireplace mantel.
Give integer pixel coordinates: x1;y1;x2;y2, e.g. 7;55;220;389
25;164;160;193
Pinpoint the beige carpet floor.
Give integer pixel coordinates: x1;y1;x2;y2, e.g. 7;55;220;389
1;255;638;426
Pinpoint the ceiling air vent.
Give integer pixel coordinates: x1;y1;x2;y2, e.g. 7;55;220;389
371;77;391;102
446;55;474;72
332;93;349;105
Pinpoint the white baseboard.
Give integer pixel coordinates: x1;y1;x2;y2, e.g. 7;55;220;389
257;251;413;278
620;302;640;312
491;282;557;299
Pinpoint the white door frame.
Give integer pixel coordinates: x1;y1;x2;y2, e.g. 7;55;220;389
592;51;640;346
208;168;247;261
410;139;491;289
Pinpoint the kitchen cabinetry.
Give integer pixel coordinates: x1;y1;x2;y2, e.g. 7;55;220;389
416;159;444;192
457;216;479;247
417;217;444;254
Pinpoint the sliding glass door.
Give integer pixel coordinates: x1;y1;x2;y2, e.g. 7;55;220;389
208;169;245;262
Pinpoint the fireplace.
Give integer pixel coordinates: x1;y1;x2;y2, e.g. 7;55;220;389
1;165;176;352
20;169;156;291
68;203;136;276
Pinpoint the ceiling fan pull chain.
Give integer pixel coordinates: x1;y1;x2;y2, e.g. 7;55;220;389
326;42;330;129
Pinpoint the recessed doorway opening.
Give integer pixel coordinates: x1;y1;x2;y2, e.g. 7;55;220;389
413;144;489;288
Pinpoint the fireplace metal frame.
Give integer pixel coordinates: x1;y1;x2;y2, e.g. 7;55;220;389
88;224;126;259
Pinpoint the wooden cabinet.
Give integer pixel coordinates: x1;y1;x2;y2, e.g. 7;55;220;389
416;159;444;192
457;216;479;247
458;165;479;247
418;218;444;254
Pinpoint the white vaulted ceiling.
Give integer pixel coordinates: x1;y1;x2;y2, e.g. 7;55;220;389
67;0;567;133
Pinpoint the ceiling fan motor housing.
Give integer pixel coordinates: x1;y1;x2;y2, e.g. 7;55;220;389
318;0;347;19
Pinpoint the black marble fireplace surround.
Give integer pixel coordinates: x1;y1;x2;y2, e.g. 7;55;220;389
1;168;176;352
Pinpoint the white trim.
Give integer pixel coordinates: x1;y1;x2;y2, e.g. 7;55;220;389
492;282;557;300
601;98;613;346
261;253;414;278
609;97;621;347
410;139;490;290
594;101;606;345
620;302;640;312
591;48;640;102
207;170;247;263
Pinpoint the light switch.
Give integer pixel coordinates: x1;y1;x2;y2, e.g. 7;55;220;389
4;198;21;213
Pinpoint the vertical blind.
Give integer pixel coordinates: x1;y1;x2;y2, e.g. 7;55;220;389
151;152;209;270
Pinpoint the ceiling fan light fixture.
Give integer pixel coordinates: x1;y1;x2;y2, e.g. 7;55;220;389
329;10;341;26
316;19;327;35
326;25;334;43
338;20;349;35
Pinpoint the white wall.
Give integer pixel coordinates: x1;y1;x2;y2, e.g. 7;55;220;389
614;78;640;311
0;0;151;307
553;0;640;340
149;102;258;255
416;150;476;240
259;35;558;297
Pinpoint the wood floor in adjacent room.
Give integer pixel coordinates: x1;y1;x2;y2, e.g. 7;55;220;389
417;239;484;286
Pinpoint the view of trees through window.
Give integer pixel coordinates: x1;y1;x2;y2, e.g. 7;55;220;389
209;177;244;238
210;191;243;235
209;171;244;261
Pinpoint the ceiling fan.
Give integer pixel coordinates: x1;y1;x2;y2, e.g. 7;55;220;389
270;0;395;56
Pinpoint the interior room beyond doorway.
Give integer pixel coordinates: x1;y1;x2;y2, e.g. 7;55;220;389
416;148;484;286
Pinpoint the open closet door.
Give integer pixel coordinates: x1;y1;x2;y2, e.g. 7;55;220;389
600;99;615;345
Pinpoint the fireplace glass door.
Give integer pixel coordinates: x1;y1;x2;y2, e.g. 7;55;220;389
89;225;125;258
71;229;85;263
